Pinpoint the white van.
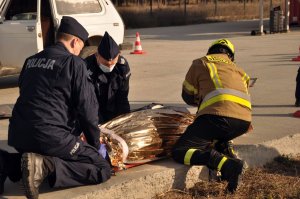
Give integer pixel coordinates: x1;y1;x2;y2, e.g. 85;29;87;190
0;0;125;77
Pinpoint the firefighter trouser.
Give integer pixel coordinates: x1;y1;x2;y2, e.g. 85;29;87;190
171;114;250;169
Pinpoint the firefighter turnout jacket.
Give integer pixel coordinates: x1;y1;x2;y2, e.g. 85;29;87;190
182;54;251;122
85;54;131;123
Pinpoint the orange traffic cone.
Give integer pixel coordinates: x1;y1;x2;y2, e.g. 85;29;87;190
131;32;146;54
292;46;300;61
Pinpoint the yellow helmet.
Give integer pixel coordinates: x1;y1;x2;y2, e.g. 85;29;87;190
207;39;235;58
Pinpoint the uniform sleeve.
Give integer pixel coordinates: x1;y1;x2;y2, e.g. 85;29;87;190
116;60;131;115
239;67;251;92
296;67;300;82
18;58;29;89
182;61;200;106
73;59;100;149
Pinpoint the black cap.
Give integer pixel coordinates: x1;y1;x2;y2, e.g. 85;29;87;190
98;31;120;61
58;16;89;42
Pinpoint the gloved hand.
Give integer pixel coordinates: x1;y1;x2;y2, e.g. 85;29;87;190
98;144;107;159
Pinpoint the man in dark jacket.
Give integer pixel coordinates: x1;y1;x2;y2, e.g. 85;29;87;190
0;16;111;199
85;32;131;124
295;67;300;107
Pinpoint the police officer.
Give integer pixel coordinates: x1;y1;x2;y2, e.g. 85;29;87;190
295;67;300;107
172;39;252;193
85;31;131;124
0;16;111;198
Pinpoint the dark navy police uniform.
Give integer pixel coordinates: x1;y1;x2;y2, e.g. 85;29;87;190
85;54;131;123
295;67;300;106
8;43;111;187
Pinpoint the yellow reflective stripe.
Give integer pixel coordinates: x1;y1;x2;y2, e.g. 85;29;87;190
199;94;252;111
207;62;223;88
183;80;198;94
230;148;235;155
184;149;197;165
242;73;250;94
202;88;251;104
217;157;228;171
206;55;232;65
243;73;250;83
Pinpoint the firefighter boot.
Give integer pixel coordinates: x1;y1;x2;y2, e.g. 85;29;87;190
215;140;237;159
295;99;300;107
207;150;244;193
21;153;54;199
220;158;245;193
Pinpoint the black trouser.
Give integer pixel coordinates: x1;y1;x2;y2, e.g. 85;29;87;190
296;67;300;99
47;140;111;188
11;138;111;188
172;114;250;169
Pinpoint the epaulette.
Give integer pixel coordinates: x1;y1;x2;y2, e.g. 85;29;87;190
119;57;126;65
87;69;93;77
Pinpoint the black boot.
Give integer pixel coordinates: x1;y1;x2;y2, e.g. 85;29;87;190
0;150;8;195
220;158;245;193
207;149;226;182
21;153;54;199
0;149;21;194
207;150;245;193
295;99;300;107
215;140;237;159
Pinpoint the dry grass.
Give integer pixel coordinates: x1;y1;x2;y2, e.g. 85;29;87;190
155;155;300;199
117;1;284;28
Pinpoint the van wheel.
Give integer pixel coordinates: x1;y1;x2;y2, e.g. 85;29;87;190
80;46;98;59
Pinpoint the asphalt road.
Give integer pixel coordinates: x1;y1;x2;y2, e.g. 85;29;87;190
0;19;299;147
1;19;300;199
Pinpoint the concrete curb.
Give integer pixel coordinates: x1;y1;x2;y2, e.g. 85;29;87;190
2;134;299;199
39;133;299;199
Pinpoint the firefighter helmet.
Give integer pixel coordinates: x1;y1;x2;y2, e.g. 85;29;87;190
207;39;235;60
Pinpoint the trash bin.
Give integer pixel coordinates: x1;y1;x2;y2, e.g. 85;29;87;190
270;6;284;33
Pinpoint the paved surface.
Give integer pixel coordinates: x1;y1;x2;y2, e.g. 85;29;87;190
0;20;300;198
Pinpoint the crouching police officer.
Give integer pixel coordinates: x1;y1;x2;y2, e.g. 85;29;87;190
172;39;252;193
295;67;300;107
0;16;111;198
85;31;131;124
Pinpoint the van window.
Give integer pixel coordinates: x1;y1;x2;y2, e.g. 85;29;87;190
4;0;37;20
55;0;102;15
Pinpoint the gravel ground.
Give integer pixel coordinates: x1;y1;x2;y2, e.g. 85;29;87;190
156;155;300;199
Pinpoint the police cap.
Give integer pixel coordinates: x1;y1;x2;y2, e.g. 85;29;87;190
98;31;120;61
58;16;89;42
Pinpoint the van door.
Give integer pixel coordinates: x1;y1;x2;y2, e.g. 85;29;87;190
0;0;43;75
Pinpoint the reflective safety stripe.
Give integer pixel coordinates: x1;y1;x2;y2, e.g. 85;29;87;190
206;55;232;65
199;59;251;112
199;93;252;111
207;62;222;88
202;88;251;105
242;73;250;94
183;80;198;94
184;149;197;165
217;157;228;171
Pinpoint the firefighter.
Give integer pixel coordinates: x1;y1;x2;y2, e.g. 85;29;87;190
0;16;111;198
85;31;131;124
172;39;252;193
